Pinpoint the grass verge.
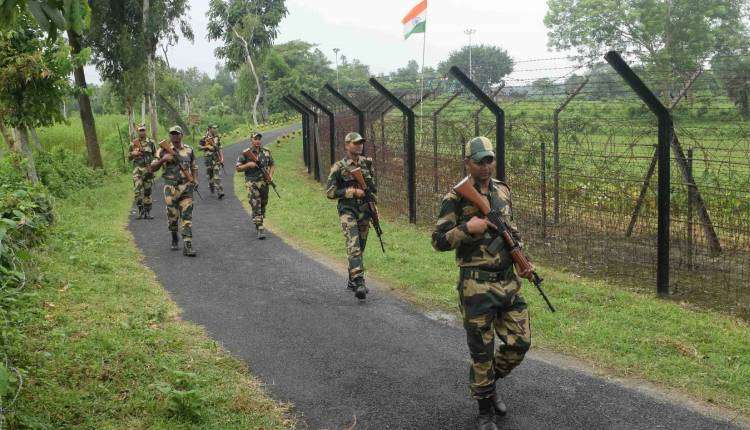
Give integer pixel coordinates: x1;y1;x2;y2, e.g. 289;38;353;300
235;134;750;419
8;176;292;429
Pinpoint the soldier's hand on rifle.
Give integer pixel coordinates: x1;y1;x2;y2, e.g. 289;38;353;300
518;263;534;281
130;150;141;157
353;188;365;199
248;161;257;169
466;216;497;235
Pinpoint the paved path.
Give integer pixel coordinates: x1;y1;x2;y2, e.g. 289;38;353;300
130;125;740;429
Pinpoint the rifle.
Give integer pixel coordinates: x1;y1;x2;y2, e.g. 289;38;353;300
243;148;281;198
202;135;226;173
350;167;385;253
453;176;555;312
157;139;203;200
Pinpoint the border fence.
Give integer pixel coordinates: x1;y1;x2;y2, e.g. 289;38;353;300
285;51;750;320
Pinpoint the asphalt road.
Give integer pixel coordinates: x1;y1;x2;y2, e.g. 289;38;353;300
129;125;740;430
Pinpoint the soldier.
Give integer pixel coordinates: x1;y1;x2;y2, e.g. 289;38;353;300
149;125;198;257
199;124;225;199
432;137;532;430
236;132;275;239
325;132;376;300
129;124;156;219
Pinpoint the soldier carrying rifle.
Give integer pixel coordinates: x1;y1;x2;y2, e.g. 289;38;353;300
129;124;156;219
199;124;225;199
236;132;276;239
432;136;543;430
325;132;382;300
149;125;198;257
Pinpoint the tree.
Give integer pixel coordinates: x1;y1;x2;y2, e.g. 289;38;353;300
207;0;288;126
0;13;73;182
437;44;513;92
142;0;193;141
712;52;750;118
259;40;333;113
2;0;105;168
544;0;749;96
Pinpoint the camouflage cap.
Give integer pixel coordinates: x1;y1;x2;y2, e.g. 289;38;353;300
209;124;218;129
465;136;495;162
137;123;147;131
168;125;183;134
344;132;364;143
251;132;262;139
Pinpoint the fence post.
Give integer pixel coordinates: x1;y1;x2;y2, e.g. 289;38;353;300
282;96;310;172
287;95;322;182
369;77;417;224
301;90;336;167
605;50;672;297
324;83;365;138
449;66;506;181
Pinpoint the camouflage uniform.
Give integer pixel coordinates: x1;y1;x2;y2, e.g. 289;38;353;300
129;136;156;214
236;146;274;229
200;130;224;196
155;143;197;244
432;176;531;401
325;156;377;286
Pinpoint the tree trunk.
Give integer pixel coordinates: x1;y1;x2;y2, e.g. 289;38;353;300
15;126;39;184
141;94;147;125
232;27;260;127
62;99;67;119
0;121;15;151
30;127;42;150
67;29;103;169
127;96;135;139
148;53;158;141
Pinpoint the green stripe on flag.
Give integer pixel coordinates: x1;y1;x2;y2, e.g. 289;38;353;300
404;20;426;40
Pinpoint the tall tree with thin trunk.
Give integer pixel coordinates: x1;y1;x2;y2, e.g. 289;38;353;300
0;12;73;183
207;0;287;127
67;27;103;168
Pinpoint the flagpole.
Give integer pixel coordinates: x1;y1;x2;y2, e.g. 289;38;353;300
419;3;427;145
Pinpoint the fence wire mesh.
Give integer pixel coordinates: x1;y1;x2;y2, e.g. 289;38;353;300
293;54;750;319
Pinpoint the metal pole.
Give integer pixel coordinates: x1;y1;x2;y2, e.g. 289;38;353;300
605;50;671;297
289;95;321;182
301;90;336;167
369;77;417;223
324;83;365;138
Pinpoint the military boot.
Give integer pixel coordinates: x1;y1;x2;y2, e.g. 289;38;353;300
209;184;215;194
143;205;154;220
218;190;225;199
354;278;368;300
183;241;196;257
136;205;144;219
476;398;498;430
171;232;179;250
346;279;356;291
491;391;507;416
257;225;266;240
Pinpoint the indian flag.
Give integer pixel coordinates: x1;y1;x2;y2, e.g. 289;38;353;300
402;0;427;40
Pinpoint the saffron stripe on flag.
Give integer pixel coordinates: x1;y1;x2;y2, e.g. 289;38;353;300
401;0;427;24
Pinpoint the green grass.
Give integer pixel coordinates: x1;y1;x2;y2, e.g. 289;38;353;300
8;176;292;429
235;133;750;418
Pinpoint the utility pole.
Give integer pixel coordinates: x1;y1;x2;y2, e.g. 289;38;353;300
464;28;476;80
333;48;341;92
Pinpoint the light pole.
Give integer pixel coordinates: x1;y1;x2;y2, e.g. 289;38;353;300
333;48;340;91
464;28;476;80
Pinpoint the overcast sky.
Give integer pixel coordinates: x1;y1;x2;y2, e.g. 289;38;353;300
87;0;572;84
